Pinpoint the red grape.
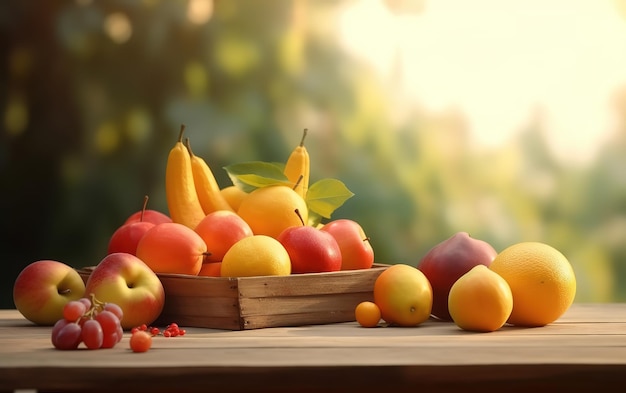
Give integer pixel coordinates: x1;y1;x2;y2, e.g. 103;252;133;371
63;301;87;322
78;297;92;309
95;310;120;336
82;319;103;350
101;332;118;349
52;321;82;350
103;303;124;321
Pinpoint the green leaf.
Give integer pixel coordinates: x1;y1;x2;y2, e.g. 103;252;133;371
306;178;354;219
307;210;324;227
223;161;289;192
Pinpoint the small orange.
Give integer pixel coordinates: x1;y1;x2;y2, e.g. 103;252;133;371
489;242;576;327
448;265;513;332
355;301;381;328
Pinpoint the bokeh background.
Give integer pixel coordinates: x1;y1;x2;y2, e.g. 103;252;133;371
2;0;626;308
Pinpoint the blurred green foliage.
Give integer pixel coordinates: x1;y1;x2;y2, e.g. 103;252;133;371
1;0;625;308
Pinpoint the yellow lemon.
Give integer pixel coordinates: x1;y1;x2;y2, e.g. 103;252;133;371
220;235;291;277
489;242;576;327
237;185;308;239
448;265;513;332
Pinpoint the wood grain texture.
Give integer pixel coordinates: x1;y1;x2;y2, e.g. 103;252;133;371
1;304;625;392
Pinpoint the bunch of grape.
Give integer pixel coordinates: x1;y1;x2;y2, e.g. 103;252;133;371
51;294;124;350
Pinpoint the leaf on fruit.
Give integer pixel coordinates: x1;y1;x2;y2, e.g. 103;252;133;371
306;178;354;220
224;161;289;192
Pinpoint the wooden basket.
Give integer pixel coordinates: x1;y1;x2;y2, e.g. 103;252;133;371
78;264;389;330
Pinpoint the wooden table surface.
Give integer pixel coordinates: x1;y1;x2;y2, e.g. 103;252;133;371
1;303;625;393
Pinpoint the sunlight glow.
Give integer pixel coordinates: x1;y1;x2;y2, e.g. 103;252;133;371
187;0;214;25
338;0;626;163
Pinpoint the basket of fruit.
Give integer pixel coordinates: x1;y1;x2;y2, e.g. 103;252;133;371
75;126;389;330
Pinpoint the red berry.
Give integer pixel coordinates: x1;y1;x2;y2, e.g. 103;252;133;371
130;331;152;352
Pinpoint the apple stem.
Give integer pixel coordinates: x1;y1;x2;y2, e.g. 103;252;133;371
294;209;305;226
58;288;72;295
202;252;219;264
363;237;371;243
141;195;149;222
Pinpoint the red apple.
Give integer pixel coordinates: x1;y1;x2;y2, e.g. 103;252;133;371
13;260;86;325
124;209;172;225
194;210;253;263
85;253;165;330
107;221;155;255
416;232;497;321
278;224;342;274
320;219;374;270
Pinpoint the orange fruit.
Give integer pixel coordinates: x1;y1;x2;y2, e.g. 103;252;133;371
220;186;247;211
355;301;381;328
373;264;432;327
136;222;207;275
197;262;222;277
489;242;576;327
237;185;308;239
448;265;513;332
220;235;291;277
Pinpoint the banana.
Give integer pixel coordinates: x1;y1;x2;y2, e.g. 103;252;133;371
284;128;310;199
185;137;234;214
165;125;206;229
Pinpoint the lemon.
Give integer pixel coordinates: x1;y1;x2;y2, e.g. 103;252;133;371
237;185;308;239
489;242;576;327
220;235;291;277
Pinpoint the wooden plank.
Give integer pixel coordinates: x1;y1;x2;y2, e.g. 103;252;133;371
238;292;373;316
160;295;240;318
158;274;239;298
235;265;387;298
242;309;357;329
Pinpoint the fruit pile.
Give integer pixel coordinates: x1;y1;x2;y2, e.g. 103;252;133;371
12;125;376;335
355;232;577;333
107;125;375;278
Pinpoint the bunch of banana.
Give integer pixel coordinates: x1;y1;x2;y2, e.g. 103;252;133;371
165;125;233;229
283;128;310;199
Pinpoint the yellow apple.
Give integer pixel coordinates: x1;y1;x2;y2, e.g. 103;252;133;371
13;260;86;325
85;253;165;330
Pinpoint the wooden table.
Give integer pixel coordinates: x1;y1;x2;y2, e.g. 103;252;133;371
1;303;624;393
